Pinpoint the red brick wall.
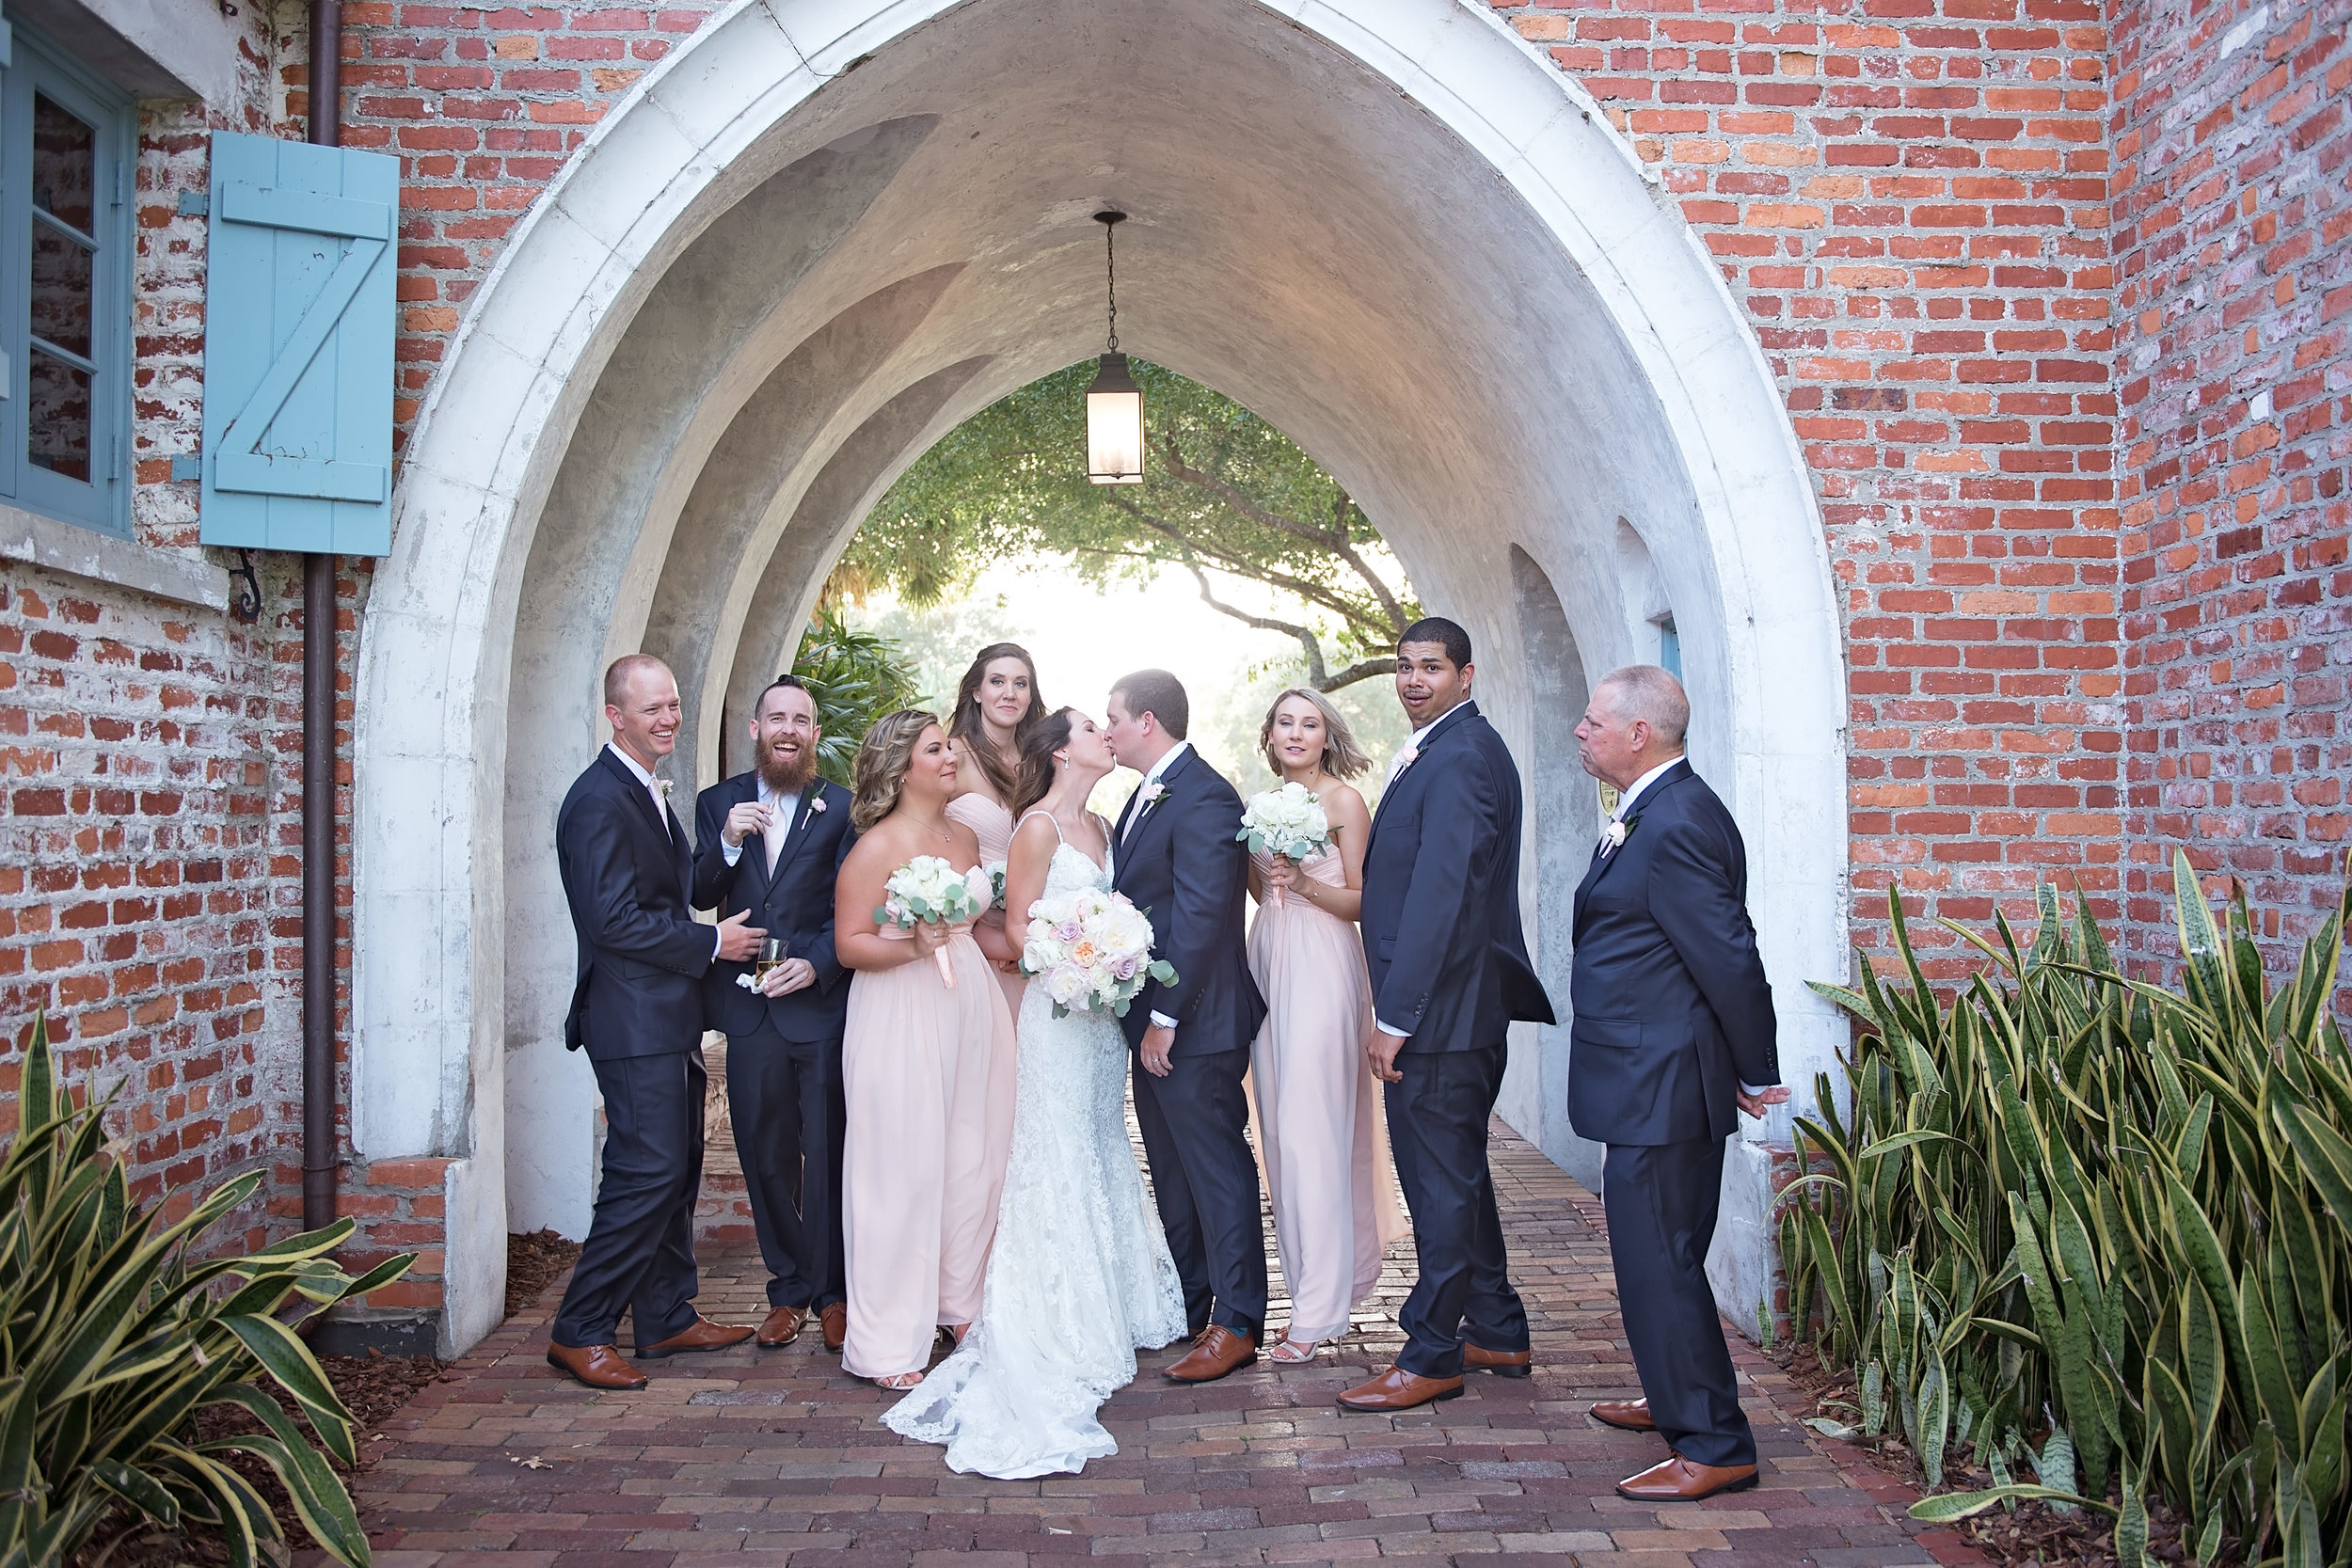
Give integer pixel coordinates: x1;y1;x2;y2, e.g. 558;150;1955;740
1486;0;2126;979
319;0;727;444
2110;0;2352;990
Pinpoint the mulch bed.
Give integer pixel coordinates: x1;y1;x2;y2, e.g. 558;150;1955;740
73;1230;580;1568
504;1227;582;1319
1776;1342;2201;1568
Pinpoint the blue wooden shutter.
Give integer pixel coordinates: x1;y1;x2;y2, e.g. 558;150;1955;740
199;131;397;555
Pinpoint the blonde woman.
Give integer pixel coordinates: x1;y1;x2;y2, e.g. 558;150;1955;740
834;711;1017;1389
1246;689;1407;1363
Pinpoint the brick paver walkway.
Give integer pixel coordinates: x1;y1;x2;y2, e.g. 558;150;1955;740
354;1114;1984;1567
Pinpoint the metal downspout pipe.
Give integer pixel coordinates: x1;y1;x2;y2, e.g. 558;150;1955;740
301;0;342;1236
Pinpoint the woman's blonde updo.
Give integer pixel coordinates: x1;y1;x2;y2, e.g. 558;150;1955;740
850;708;944;831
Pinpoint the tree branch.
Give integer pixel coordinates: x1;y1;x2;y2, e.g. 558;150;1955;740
1317;656;1395;693
1101;493;1380;630
1159;438;1410;638
1178;562;1327;687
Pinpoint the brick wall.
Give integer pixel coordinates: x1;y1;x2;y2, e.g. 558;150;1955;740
322;0;727;444
2110;0;2352;990
1486;0;2126;979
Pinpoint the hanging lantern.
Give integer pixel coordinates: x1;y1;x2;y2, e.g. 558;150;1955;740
1086;353;1144;485
1086;211;1145;485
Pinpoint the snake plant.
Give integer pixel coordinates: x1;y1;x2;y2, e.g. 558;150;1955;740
1782;851;2351;1567
0;1011;413;1567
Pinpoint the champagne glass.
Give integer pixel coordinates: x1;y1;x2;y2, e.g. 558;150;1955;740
755;938;783;984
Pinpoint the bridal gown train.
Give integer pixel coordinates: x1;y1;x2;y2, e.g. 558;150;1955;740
883;827;1187;1478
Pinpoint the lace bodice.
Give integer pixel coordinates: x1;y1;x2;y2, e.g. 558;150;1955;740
1029;811;1114;901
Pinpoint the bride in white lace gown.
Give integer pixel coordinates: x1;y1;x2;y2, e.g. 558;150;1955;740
884;707;1186;1478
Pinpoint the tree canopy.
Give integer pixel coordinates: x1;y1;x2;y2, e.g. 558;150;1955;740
834;360;1418;691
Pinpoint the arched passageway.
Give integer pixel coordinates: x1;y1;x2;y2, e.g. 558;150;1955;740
352;0;1848;1354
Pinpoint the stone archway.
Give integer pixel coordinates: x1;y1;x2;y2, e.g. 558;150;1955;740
352;0;1848;1354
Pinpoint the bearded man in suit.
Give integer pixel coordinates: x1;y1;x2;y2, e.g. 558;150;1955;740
548;654;763;1389
1569;664;1790;1501
1338;617;1556;1413
1104;669;1269;1383
692;676;858;1354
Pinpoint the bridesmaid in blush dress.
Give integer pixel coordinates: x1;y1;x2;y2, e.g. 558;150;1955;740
1245;689;1408;1364
945;643;1045;1018
835;710;1018;1389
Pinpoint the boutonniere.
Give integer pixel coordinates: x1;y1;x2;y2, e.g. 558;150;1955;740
658;778;674;800
1140;781;1168;808
1600;813;1642;856
805;788;827;815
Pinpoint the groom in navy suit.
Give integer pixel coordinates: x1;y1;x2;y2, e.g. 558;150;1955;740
1104;669;1269;1383
1569;664;1788;1501
1339;618;1556;1413
692;676;858;1355
548;655;763;1389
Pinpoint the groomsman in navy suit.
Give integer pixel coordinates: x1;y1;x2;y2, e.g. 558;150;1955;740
1104;669;1269;1382
548;655;762;1389
1568;665;1788;1501
1340;618;1555;1413
693;676;859;1355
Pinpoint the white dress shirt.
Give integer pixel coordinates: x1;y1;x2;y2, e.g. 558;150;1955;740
719;778;796;874
1373;701;1476;1039
1127;741;1191;1034
1603;755;1683;847
607;743;723;961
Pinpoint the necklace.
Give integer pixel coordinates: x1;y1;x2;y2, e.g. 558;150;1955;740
914;812;953;843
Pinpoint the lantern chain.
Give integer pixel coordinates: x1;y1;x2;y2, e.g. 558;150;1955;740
1100;211;1121;355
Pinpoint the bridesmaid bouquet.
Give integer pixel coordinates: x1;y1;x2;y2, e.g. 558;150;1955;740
1021;886;1177;1020
875;856;993;987
1235;782;1332;909
983;860;1007;911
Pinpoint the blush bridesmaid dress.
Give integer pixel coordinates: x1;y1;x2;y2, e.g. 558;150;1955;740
946;791;1030;1020
839;925;1018;1381
1246;845;1408;1348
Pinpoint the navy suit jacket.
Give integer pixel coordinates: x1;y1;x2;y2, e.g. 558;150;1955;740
1566;758;1778;1146
1359;701;1554;1053
556;747;713;1060
1108;746;1266;1055
691;771;857;1044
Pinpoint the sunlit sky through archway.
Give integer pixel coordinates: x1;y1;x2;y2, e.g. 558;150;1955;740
839;552;1416;810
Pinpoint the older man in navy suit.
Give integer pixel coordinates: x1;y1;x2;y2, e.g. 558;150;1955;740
1569;664;1789;1501
548;655;763;1389
1339;618;1555;1413
692;676;857;1354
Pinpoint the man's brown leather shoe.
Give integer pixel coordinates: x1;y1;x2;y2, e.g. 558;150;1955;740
820;1302;847;1352
1165;1325;1258;1383
1591;1397;1655;1431
756;1305;807;1348
1336;1365;1464;1411
1464;1342;1533;1378
1615;1454;1758;1500
636;1314;755;1359
546;1341;648;1390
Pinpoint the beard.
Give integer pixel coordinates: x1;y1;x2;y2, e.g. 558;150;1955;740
756;739;818;798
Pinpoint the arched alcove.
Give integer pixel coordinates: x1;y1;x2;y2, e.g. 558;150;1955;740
352;0;1848;1354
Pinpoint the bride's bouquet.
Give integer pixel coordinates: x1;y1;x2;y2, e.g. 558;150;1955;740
1021;886;1177;1020
875;856;994;987
1235;782;1332;909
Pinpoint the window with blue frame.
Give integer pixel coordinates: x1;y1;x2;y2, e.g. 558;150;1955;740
0;23;134;536
1659;614;1681;680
